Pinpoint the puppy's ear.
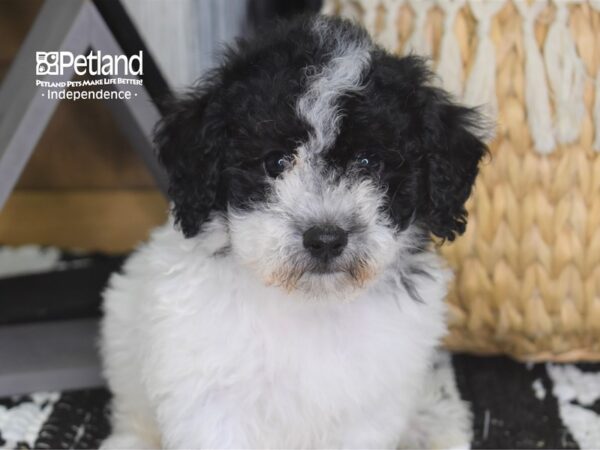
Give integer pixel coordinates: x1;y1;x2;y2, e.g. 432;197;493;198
421;86;489;241
371;52;488;241
155;87;225;238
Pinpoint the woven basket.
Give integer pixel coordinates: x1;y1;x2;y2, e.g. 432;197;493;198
324;0;600;361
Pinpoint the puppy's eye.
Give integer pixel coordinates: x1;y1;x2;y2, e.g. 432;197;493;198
264;151;291;178
355;153;382;172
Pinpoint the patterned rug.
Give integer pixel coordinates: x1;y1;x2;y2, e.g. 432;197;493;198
2;357;599;448
1;247;599;449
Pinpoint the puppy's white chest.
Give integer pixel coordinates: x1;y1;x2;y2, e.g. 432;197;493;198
145;266;444;448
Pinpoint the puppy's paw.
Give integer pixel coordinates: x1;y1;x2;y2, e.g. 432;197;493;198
398;351;472;449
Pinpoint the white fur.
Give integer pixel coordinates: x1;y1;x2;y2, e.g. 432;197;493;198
297;17;373;155
100;213;466;448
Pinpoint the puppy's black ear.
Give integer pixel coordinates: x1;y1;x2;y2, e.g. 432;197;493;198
421;87;489;241
155;86;225;238
371;52;488;241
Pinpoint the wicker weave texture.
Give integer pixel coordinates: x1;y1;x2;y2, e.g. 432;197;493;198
325;0;600;361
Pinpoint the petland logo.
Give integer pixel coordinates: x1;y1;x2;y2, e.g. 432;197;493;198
36;50;143;76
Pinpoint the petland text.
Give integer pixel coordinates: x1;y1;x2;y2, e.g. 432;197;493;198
36;51;143;77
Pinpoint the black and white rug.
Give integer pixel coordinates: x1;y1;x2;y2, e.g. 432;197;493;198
1;356;600;449
1;247;599;449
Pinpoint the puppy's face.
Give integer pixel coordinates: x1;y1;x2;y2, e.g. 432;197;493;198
156;16;487;298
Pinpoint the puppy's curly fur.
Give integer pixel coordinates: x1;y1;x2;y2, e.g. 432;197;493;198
101;15;487;448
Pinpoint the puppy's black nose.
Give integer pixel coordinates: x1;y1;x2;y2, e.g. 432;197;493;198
303;225;348;260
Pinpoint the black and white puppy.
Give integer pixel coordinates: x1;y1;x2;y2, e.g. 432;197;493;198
101;15;487;449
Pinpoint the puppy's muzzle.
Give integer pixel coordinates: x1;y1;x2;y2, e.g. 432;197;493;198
302;225;348;261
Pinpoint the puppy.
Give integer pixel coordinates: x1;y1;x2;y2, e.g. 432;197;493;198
101;15;487;449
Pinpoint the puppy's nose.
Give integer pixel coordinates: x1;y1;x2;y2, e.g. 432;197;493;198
303;225;348;260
